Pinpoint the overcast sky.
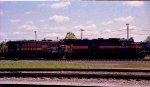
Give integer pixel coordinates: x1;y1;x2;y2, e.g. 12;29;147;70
0;0;150;42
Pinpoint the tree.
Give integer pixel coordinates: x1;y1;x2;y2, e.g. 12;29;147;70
145;35;150;42
64;32;77;39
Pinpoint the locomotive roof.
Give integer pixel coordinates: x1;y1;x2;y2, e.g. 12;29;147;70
63;38;133;41
6;38;134;43
7;40;60;43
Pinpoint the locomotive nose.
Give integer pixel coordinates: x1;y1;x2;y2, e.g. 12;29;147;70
0;42;8;57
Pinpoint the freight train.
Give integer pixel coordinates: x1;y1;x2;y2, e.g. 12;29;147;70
0;38;149;60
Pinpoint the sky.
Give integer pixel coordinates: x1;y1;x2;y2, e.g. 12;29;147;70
0;0;150;42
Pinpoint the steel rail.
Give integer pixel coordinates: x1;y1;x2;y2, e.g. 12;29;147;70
0;68;150;72
0;72;150;80
0;84;105;87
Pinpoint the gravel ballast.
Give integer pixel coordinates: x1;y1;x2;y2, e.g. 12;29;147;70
0;77;149;87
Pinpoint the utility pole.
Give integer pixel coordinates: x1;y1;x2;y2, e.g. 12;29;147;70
34;31;37;41
126;24;129;39
57;37;59;41
80;29;84;40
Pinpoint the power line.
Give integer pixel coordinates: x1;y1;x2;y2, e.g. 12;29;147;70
1;26;149;41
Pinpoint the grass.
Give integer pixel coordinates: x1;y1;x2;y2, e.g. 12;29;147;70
0;61;99;68
0;61;150;69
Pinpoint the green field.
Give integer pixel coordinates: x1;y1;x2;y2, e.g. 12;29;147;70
0;60;150;69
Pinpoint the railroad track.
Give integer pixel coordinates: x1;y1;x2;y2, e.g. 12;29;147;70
0;58;150;62
0;84;106;87
0;68;150;80
1;56;150;61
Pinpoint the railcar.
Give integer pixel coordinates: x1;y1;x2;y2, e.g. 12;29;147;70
63;38;144;59
1;40;64;59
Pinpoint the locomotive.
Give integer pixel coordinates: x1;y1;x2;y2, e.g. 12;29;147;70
0;38;148;60
0;40;65;59
63;38;144;59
